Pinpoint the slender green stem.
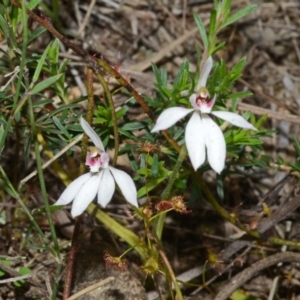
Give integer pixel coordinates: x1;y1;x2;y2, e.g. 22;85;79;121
155;144;188;240
96;73;119;165
27;97;60;257
79;67;94;174
148;232;183;300
20;1;60;258
63;67;96;299
161;144;188;200
0;166;46;241
51;262;63;300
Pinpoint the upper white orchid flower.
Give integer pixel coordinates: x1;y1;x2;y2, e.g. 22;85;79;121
54;117;138;217
151;56;257;174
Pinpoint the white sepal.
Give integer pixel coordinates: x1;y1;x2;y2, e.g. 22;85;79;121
202;115;226;174
98;169;115;208
80;117;105;151
185;112;205;170
71;172;102;217
151;107;193;132
109;167;138;207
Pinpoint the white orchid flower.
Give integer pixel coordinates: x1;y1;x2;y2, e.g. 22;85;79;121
54;117;138;217
151;56;257;173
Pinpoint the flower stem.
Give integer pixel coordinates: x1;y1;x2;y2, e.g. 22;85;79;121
95;72;119;165
155;144;188;240
148;232;184;300
62;215;82;300
63;67;96;299
0;167;46;241
80;67;94;174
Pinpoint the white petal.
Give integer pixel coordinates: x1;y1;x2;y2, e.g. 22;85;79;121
196;56;213;91
151;107;193;132
97;169;115;208
211;111;257;130
71;173;102;217
202;115;226;173
109;167;138;207
80;117;105;151
54;173;92;206
185;112;206;170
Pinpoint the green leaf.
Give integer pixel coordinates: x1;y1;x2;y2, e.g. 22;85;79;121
225;91;252;100
221;4;258;28
137;177;166;198
48;38;60;65
121;122;146;131
52;116;71;139
222;0;232;14
173;59;189;88
32;43;51;83
211;41;226;54
90;205;146;259
0;13;9;37
118;128;137;139
151;153;159;177
30;74;62;95
13;267;31;287
230;289;263;300
208;9;217;42
0;259;10;277
152;63;167;87
193;13;208;47
27;0;42;10
2;0;10;7
28;26;46;44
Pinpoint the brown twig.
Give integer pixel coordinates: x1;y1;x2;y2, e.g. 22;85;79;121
257;195;300;234
214;252;300;300
66;277;114;300
63;216;82;300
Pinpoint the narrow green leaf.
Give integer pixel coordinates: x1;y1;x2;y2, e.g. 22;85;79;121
30;74;62;95
89;204;146;259
221;4;258;28
32;43;51;83
2;0;10;7
211;41;226;54
27;0;42;10
0;14;9;37
121;122;145;131
225;91;252;100
151;63;162;85
173;59;189;88
151;153;159;177
208;9;217;41
48;39;60;66
222;0;232;14
52;116;71;139
28;27;46;44
13;267;31;287
193;13;208;47
137;177;166;198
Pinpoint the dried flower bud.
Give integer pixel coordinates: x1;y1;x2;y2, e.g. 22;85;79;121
171;195;190;214
103;251;127;271
138;142;160;154
155;200;173;212
142;205;153;218
141;256;159;275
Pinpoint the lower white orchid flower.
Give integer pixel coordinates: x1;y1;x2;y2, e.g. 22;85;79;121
151;56;257;174
54;117;138;218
